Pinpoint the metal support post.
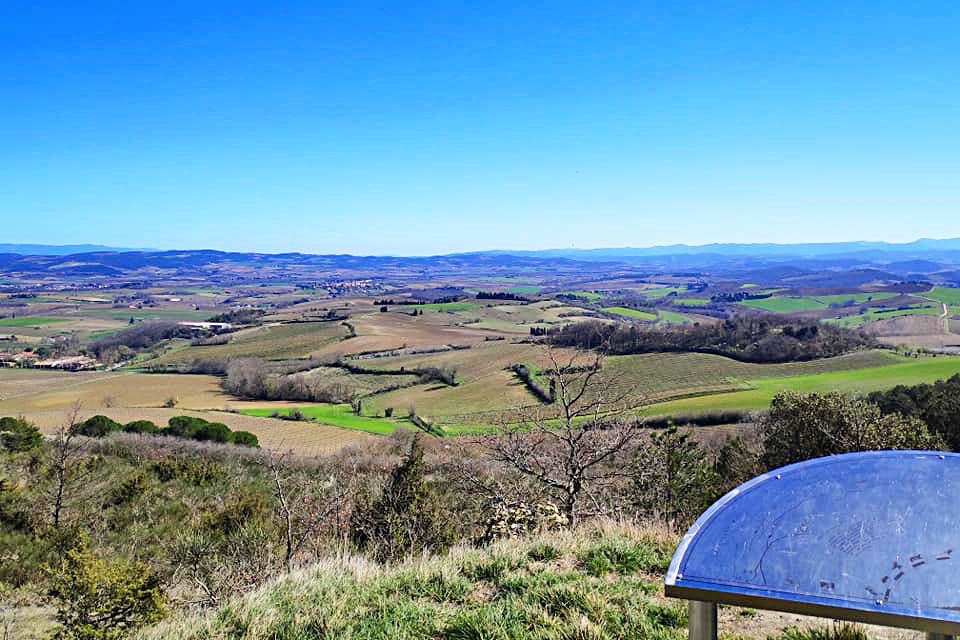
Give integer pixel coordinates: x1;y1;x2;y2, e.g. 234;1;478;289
688;600;717;640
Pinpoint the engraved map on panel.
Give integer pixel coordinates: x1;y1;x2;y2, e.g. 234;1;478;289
673;452;960;623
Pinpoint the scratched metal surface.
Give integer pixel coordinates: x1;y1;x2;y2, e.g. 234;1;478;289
666;451;960;630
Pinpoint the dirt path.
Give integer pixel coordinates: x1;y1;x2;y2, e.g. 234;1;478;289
915;296;950;334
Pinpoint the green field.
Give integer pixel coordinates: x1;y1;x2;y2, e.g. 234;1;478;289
637;287;686;298
163;344;960;432
0;316;70;327
239;404;400;434
86;329;123;340
361;345;907;427
667;298;711;307
437;350;937;433
816;292;897;305
505;286;541;294
601;307;657;320
740;293;896;313
655;310;695;325
925;287;960;306
605;350;901;402
826;304;942;328
743;288;785;296
79;310;212;322
642;355;960;416
739;296;826;313
421;302;481;312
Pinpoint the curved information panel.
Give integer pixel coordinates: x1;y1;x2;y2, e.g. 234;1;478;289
665;451;960;634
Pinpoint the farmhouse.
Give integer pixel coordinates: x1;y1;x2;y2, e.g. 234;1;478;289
177;321;232;332
32;355;99;371
2;352;39;367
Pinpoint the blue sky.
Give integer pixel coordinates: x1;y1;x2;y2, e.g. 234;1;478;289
2;1;959;255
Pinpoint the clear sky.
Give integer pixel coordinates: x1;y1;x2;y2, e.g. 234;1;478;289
2;1;958;255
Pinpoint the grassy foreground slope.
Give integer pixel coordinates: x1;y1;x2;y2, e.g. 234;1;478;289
138;524;687;640
135;522;871;640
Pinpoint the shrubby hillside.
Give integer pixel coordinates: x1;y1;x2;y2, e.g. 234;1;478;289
0;372;952;640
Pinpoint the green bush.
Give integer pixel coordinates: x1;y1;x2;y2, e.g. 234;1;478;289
0;415;43;451
77;415;122;438
159;416;255;447
164;416;208;439
46;544;166;640
123;420;159;435
350;436;456;563
0;474;31;531
107;473;150;507
192;421;232;443
200;492;271;535
230;431;259;448
760;391;945;470
150;457;226;485
868;374;960;450
632;426;721;529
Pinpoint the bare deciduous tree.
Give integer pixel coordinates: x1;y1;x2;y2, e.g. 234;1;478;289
480;346;645;527
262;450;340;573
39;404;96;529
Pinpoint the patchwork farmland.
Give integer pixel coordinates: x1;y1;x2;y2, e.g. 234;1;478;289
2;268;960;449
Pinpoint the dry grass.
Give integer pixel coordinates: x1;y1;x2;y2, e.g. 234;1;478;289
876;334;960;349
361;341;571;420
308;311;501;356
0;368;109;401
0;373;230;413
867;315;945;337
1;604;55;640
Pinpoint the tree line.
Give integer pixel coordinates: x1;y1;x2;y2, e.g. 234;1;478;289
475;291;529;301
867;373;960;449
72;414;259;447
547;316;876;363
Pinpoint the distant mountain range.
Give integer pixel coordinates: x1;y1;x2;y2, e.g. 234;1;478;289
5;238;960;260
456;238;960;260
0;243;157;255
1;239;959;285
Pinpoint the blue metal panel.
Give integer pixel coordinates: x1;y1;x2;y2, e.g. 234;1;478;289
665;451;960;633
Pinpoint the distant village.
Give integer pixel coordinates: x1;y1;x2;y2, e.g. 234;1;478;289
0;320;233;371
